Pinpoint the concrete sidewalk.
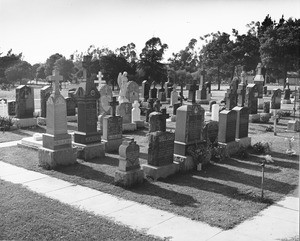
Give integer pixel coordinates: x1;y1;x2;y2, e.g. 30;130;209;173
0;160;298;241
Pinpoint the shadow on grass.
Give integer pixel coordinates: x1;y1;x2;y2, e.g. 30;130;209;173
225;158;281;174
87;155;119;167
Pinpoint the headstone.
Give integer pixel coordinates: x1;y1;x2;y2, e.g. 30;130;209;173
97;74;113;132
282;87;291;104
150;84;158;99
117;102;132;124
253;63;264;98
271;89;281;109
158;89;166;102
38;70;77;169
209;101;216;112
232;106;250;139
115;138;144;187
73;56;105;160
186;83;199;103
7;101;16;116
173;103;181;115
15;85;35;118
145;98;155;122
203;121;219;144
125;81;139;103
132;100;141;122
170;84;178;106
141;80;150;101
65;97;76;116
102;97;123;152
244;84;258;114
149;108;169;133
218;110;237;143
237;69;247;107
40;86;52;118
225;78;239;110
287;120;300;132
263;101;270;113
211;104;219;121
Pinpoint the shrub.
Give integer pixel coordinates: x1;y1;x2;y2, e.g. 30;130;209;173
0;116;13;131
252;142;272;154
236;146;249;159
210;140;229;162
265;125;273;132
260;114;270;123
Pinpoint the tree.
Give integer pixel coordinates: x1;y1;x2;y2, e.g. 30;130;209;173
0;49;22;83
200;32;234;90
4;61;32;85
138;37;168;87
36;65;46;81
44;53;63;77
258;16;300;87
54;57;75;82
168;38;199;72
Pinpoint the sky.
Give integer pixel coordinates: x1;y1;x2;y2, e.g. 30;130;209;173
0;0;299;65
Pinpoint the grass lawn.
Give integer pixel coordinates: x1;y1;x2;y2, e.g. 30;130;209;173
0;180;161;241
0;118;298;230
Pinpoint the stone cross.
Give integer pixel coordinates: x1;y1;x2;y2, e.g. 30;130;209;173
160;108;170;132
97;71;104;85
109;96;119;116
49;69;63;95
256;63;262;75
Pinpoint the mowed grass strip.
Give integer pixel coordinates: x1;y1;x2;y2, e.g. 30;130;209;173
0;139;298;230
0;180;162;241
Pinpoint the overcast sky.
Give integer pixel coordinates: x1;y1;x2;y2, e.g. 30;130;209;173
0;0;299;65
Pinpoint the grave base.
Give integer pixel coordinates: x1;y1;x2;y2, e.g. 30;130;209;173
249;114;260;123
18;136;42;150
37;117;46;126
218;140;239;156
270;109;280;116
173;154;194;172
259;113;271;123
287;120;300;132
13;118;37;128
236;137;251;148
114;169;144;187
38;146;77;170
196;99;210;104
122;123;137;132
282;99;292;104
166;115;176;123
102;138;123;153
133;120;145;129
142;162;179;181
73;142;105;161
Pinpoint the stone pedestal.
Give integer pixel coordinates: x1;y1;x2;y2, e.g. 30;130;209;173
134;120;145;129
103;138;123;153
142;163;179;181
67;115;77;122
115;169;144;187
236;137;251;148
18;136;42;150
282;99;292;104
73;142;105;160
13;117;37;128
122;123;137;132
37;117;47;126
249;114;260;123
39;146;77;170
218;141;239;156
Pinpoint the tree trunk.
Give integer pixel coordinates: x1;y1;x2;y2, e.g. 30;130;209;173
217;66;221;90
283;60;287;89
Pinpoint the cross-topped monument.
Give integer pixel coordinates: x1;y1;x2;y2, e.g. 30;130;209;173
154;100;162;112
109;96;119;116
49;69;63;95
160;108;170;132
97;71;105;85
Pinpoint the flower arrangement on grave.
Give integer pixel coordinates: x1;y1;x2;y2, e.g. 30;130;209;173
285;136;296;156
265;125;273;132
209;139;229;162
0;116;13;131
260;154;274;200
252;142;272;154
187;141;210;166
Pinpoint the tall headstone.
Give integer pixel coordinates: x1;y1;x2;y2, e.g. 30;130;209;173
38;70;77;169
170;84;178;106
97;71;113;132
244;84;258;114
211;104;219;121
174;104;205;170
0;99;8;117
132;100;144;128
40;86;52;118
65;97;76;116
225;77;239;110
218;109;239;155
102;97;123;152
115;138;144;187
145;98;155;122
237;69;247;107
282;87;291;104
141;80;150;102
186;82;199;103
271;89;282;109
125;81;140;103
232;106;251;148
73;56;105;160
150;83;158;100
7;100;16;116
15;85;35;118
149;108;169;133
253;63;264;98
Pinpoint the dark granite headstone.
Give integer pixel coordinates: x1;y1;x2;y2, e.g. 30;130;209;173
218;110;237;143
225;78;239;110
7;101;16;116
40;86;52;118
263;101;270;113
203;121;219;143
271;89;281;109
65;97;76;116
15;85;34;118
283;88;291;100
141;80;150;101
117;102;132;124
148;131;175;166
244;84;258;114
150;86;157;99
145;98;155;122
149;108;169;133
